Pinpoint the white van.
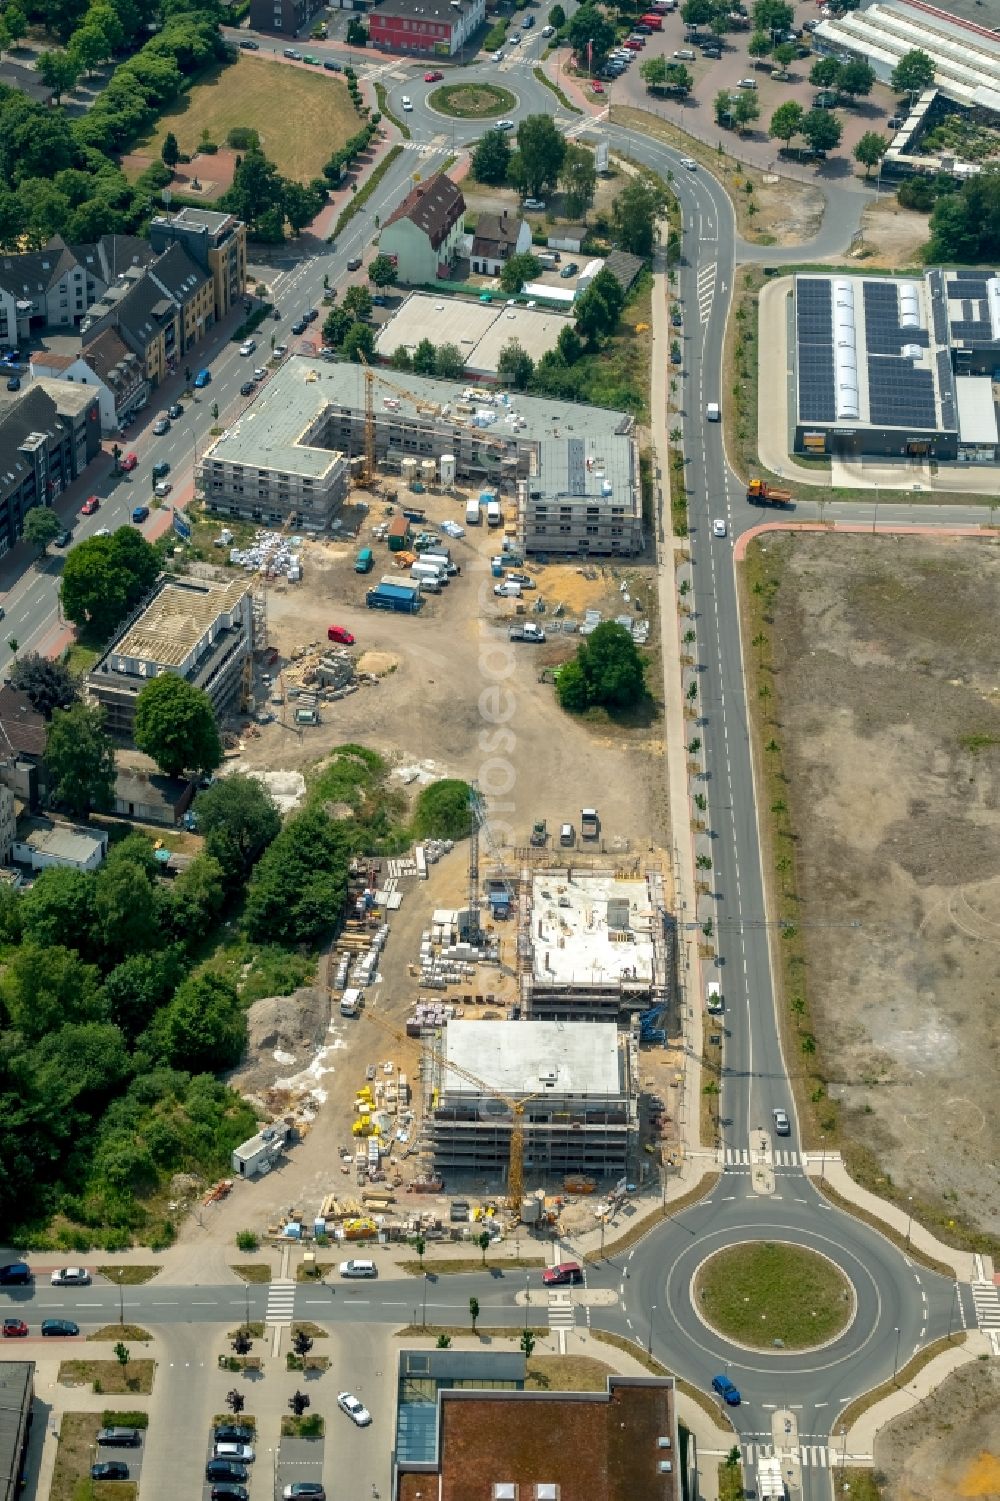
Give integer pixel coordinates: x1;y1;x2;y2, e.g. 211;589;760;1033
487;498;502;527
339;1259;377;1278
465;498;481;524
706;402;721;421
706;981;724;1014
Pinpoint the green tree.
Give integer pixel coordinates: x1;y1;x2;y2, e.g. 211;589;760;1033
0;942;104;1040
733;92;761;133
149;971;245;1072
714;88;735;126
854;130;888;177
809;56;841;89
469;1295;480;1332
640;54;668;91
94;856;163;963
323;305;352;348
769;99;804;144
283;179;324;236
556;323;582;364
346;16;367;44
161;130;179;168
133;676;222;779
35;48;79;103
101;947;186;1043
771;41;796;70
500;251;540;293
221;146;289;242
244;807;354;947
515;114;566;198
477;1229;491;1266
434;342;465;379
412;338;437;376
341;321;375;363
548;3;565;26
195;774;281;884
60;530;158;638
9;653;77;719
890;47;934;97
680;0;712;22
580;621;645;709
612;176;665;255
23;506;62;555
520;1328;535;1359
20;866;95;954
752;0;793;33
800;107;842;154
747;29;771;61
663;62;693;96
559;143;596;218
368;253;398;288
566;5;615;65
412;779;471;839
927;171;1000;262
114;1340;130;1369
839;59;875;99
496;337;534;390
2;4;27;46
554;657;589;712
343;283;372;321
471;128;511;186
45;702;116;818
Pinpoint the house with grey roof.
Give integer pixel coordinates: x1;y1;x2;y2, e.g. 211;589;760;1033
0;382;101;552
470;211;531;277
0;234;156;351
31;326;149;436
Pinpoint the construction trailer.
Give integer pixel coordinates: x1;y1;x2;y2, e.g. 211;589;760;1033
232;1122;293;1179
426;1019;638;1184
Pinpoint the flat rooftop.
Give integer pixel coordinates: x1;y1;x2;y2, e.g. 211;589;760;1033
202;363;348;479
442;1020;623;1100
260;357;633;443
375;292;573;374
112;576;250;669
531;873;657;986
533;436;637;506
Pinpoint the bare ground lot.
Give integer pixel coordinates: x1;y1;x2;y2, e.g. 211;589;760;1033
873;1358;1000;1501
750;533;1000;1243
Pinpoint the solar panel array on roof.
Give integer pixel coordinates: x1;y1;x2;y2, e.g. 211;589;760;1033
862;280;937;429
936;349;956;433
796;278;836;423
862;281;930;354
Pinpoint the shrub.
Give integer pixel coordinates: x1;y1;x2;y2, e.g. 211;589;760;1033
236;1229;259;1252
227;126;260;151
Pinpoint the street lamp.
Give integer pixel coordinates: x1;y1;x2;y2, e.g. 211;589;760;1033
892;1324;901;1381
244;1281;251;1332
905;1195;914;1248
820;1135;827;1181
647;1304;656;1357
524;1273;530;1332
117;1269;124;1328
421;1273;428;1329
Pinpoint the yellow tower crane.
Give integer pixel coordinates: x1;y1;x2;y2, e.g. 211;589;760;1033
360;1007;543;1216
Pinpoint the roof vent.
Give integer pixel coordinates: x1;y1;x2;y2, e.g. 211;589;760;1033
657;1461;673;1474
535;1487;559;1501
493;1486;518;1501
657;1437;671;1449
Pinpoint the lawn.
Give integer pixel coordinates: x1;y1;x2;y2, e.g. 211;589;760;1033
50;1415;138;1501
86;1326;152;1342
230;1264;272;1283
428;83;515;118
695;1242;852;1350
133;57;361;183
58;1359;156;1395
95;1267;161;1286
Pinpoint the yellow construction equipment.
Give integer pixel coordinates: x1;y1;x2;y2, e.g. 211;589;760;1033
360;1009;542;1217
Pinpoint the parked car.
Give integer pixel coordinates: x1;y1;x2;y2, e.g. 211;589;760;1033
523;198;546;211
54;530;72;548
0;1266;30;1289
238;38;259;48
541;23;554;34
214;1426;254;1445
6;375;20;391
210;1489;249;1501
41;1320;80;1336
213;1443;255;1464
153;482;172;498
167;402;183;419
560;262;579;279
283;47;302;58
712;1374;741;1406
194;368;211;387
283;1486;326;1500
737;75;757;87
97;1429;141;1448
592;80;604;92
510;31;520;43
302;54;319;64
339;1259;376;1278
120;451;138;471
239;339;256;356
323;59;342;70
328;625;356;645
303;308;318;323
338;1392;372;1427
132;506;150;523
206;1461;249;1483
152;460;170;478
91;1464;130;1481
347;256;362;271
773;1107;791;1135
240;381;256;397
50;1268;91;1286
492;48;503;60
424;69;443;81
80;496;100;515
2;1319;28;1337
152;415;170;435
253;367;268;381
290;319;307;335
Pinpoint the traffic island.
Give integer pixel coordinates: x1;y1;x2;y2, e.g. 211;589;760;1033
694;1241;854;1351
427;83;516;119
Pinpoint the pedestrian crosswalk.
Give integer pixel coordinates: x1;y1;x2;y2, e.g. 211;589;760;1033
546;1289;575;1331
971;1281;1000;1329
724;1148;800;1168
265;1278;296;1325
697;262;716;324
744;1443;843;1470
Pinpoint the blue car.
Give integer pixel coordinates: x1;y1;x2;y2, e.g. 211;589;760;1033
712;1374;741;1407
194;368;211;388
132;506;149;524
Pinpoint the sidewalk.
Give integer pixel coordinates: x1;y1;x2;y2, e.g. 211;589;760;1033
842;1329;990;1456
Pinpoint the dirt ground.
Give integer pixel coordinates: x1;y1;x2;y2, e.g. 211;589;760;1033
858;198;930;269
874;1359;1000;1501
760;533;1000;1237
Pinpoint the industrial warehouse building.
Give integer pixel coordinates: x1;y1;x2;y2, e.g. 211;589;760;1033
88;575;255;740
197;357;640;553
792;268;1000;462
428;1019;637;1182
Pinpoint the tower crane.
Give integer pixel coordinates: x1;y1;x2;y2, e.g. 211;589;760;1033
361;1007;543;1215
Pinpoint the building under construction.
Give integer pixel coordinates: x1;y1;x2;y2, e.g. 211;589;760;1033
515;866;675;1042
427;1019;637;1183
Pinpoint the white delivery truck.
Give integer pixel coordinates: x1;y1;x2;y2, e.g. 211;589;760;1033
412;560;448;585
421;551;459;575
465;497;481;524
487;498;502;527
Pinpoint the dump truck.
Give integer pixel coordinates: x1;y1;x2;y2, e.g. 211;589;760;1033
747;478;793;506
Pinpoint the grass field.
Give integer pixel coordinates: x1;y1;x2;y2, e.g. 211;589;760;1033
133;57;361;182
695;1242;852;1349
428;83;515;118
95;1267;161;1286
59;1358;156;1395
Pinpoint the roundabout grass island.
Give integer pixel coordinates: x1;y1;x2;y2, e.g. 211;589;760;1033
427;83;516;119
694;1241;854;1351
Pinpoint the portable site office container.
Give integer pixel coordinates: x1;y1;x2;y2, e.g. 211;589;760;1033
487;499;502;527
466;498;481;524
387;515;412;552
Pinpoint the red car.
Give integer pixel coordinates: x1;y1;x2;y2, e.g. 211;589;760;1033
80;496;100;515
2;1318;28;1337
542;1262;583;1286
328;625;356;645
120;452;138;472
592;80;604;92
424;69;443;81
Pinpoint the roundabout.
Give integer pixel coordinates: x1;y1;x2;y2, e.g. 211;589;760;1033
693;1240;855;1352
427;82;516;119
